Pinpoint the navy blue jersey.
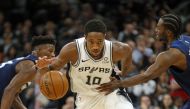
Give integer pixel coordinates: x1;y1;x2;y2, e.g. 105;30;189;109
169;35;190;96
0;54;37;100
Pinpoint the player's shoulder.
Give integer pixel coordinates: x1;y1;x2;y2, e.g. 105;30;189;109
158;48;184;60
64;41;77;48
61;41;77;52
16;59;35;71
168;47;185;56
112;41;132;52
60;41;78;59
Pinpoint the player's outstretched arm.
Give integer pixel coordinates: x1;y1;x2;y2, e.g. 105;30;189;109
97;48;181;93
0;60;36;109
36;42;76;74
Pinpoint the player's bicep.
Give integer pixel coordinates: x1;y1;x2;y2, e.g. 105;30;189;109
147;51;177;78
5;61;36;92
52;42;75;69
122;45;132;67
120;44;133;76
155;52;176;68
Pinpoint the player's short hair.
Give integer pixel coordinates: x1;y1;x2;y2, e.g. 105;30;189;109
84;19;107;35
161;14;182;38
31;35;56;49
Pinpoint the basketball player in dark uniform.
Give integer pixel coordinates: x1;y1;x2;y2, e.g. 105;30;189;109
97;14;190;109
0;36;55;109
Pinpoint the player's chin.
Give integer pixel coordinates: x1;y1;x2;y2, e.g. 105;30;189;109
92;52;100;57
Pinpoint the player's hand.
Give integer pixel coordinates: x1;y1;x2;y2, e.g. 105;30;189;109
35;56;53;69
96;77;121;95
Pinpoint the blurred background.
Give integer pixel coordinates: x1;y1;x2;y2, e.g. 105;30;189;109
0;0;190;109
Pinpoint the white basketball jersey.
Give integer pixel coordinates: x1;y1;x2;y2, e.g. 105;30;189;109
69;37;113;96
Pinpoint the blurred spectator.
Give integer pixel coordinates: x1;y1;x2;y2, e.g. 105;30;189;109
132;70;156;96
34;85;50;109
45;20;57;39
0;12;4;35
1;32;18;54
160;94;176;109
129;70;156;105
79;3;103;23
136;95;154;109
3;21;12;33
18;25;32;46
22;42;32;56
173;96;183;109
3;44;18;61
58;18;82;47
169;75;190;104
118;21;138;42
184;19;190;35
132;35;153;70
155;73;170;103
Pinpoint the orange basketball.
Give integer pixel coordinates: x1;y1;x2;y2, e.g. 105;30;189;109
39;70;69;100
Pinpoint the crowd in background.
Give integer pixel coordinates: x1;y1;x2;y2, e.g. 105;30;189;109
1;0;190;109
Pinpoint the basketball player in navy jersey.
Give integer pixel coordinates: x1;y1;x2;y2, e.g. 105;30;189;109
36;19;134;109
96;14;190;109
0;36;55;109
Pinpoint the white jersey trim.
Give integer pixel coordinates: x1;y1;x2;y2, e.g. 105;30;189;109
71;40;81;67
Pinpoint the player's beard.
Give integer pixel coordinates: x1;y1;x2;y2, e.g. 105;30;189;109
158;34;168;42
160;37;169;51
156;33;169;51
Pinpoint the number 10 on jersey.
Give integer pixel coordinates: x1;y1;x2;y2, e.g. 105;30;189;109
86;76;102;85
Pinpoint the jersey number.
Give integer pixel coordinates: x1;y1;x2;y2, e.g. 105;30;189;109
86;76;102;85
0;61;13;68
0;57;24;68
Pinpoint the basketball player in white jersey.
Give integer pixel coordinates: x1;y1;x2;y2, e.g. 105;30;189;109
36;19;134;109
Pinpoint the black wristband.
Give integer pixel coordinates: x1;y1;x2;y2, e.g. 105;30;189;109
48;64;53;70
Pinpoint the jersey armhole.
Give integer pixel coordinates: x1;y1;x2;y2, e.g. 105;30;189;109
110;42;114;68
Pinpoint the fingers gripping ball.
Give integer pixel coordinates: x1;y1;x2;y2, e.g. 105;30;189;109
40;71;69;100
